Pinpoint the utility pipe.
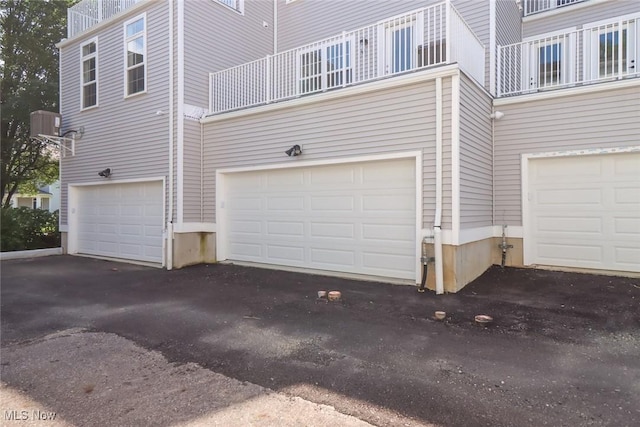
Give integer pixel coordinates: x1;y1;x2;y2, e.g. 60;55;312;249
167;0;174;270
434;78;444;294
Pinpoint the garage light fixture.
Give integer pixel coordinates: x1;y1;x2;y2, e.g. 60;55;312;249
98;168;112;178
285;145;302;157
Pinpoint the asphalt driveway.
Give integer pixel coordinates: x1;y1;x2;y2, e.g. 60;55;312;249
1;255;639;426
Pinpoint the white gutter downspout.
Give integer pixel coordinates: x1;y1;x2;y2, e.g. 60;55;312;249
434;77;444;294
167;0;174;270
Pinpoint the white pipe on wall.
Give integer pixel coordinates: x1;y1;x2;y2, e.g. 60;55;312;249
434;77;444;294
167;0;174;270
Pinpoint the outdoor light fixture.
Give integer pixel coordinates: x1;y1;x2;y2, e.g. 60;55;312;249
359;38;369;51
285;145;302;157
490;111;505;120
98;168;112;178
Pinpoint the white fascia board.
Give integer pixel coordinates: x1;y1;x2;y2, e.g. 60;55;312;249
424;226;524;246
494;78;640;106
202;65;460;124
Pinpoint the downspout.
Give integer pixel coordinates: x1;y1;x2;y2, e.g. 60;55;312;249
434;78;444;294
167;0;174;270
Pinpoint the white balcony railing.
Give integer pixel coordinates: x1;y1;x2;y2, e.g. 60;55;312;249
67;0;142;38
497;16;639;96
209;2;484;115
523;0;587;17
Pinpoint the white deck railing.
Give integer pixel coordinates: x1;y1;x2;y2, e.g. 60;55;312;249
67;0;142;38
523;0;587;17
209;2;484;115
497;16;639;96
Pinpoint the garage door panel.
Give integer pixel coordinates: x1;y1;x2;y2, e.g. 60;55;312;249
310;222;355;239
528;152;640;272
224;159;416;280
77;182;163;264
310;248;356;266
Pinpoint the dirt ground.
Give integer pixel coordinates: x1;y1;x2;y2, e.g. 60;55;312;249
1;256;639;426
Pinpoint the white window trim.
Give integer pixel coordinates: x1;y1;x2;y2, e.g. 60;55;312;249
80;37;98;111
213;0;244;15
123;13;148;99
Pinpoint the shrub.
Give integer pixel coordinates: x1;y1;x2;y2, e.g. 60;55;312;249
0;207;61;252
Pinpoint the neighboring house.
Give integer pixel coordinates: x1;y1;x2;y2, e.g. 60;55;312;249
9;181;61;213
55;0;640;292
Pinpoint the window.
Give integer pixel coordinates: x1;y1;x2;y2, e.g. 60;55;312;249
537;42;562;87
215;0;244;14
124;15;146;96
597;28;629;78
298;39;353;94
81;38;97;109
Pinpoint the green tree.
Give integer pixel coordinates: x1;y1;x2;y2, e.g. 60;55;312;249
0;0;71;207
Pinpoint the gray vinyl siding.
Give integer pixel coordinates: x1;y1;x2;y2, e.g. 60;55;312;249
183;0;273;109
203;78;454;230
493;84;640;225
277;0;490;87
183;119;202;222
523;0;639;38
59;1;171;224
496;0;522;46
459;74;493;229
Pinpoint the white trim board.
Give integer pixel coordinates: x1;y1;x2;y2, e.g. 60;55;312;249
421;226;523;246
522;0;607;23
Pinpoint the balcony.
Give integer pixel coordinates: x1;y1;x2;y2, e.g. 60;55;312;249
498;16;639;96
67;0;142;38
209;2;484;115
523;0;587;17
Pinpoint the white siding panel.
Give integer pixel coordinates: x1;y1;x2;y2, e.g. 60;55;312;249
494;85;640;226
523;1;640;38
204;79;454;230
459;74;493;229
496;0;522;47
184;0;273;108
183;119;202;222
60;1;170;225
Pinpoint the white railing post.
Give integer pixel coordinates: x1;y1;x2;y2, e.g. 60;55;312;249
496;44;502;97
445;0;452;63
67;8;72;38
265;55;271;104
342;31;347;87
97;0;103;22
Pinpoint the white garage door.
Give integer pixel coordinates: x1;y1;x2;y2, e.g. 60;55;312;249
527;152;640;272
77;181;163;264
223;158;417;280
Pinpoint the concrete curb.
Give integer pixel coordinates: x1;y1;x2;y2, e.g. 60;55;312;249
0;247;63;261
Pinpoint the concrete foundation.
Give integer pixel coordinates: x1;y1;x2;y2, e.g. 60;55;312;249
61;232;68;254
172;232;216;269
491;237;524;267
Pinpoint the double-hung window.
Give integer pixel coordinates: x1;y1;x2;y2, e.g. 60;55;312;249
81;38;98;109
124;14;146;97
298;38;353;94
